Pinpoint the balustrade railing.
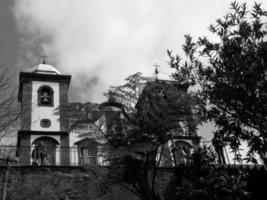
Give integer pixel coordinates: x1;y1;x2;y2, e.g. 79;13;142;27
0;145;191;167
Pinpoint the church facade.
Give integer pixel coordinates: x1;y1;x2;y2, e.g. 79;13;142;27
16;62;200;166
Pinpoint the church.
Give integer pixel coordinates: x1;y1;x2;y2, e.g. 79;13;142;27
16;61;200;166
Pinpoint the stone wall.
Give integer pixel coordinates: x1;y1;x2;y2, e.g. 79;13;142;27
0;166;172;200
1;165;265;200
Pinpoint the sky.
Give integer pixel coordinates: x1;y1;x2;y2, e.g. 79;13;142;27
0;0;266;141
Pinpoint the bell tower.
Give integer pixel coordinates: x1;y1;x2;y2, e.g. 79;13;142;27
17;62;71;165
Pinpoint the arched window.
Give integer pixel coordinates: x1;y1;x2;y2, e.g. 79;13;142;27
38;85;54;106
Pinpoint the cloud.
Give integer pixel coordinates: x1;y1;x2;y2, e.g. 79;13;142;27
13;0;257;102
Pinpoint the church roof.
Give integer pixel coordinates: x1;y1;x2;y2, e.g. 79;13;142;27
27;63;61;75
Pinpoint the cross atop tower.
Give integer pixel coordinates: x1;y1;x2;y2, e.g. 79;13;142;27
41;55;48;64
153;63;160;80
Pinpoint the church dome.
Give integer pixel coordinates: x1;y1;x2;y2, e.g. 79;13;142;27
28;63;61;75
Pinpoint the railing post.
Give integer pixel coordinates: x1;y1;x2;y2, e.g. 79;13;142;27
1;156;18;200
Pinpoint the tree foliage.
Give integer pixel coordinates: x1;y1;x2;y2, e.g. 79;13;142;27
105;72;152;112
104;72;201;146
172;146;250;200
106;153;162;200
169;1;267;164
101;71;202;200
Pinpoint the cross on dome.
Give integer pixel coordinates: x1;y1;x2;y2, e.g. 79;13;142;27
41;55;48;64
26;56;62;75
153;63;160;75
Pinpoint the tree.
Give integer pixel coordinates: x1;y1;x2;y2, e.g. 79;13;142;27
0;65;20;140
105;72;201;144
167;146;250;200
105;72;151;112
169;1;267;164
101;72;202;200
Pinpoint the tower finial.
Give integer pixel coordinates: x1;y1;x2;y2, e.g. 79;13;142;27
153;63;159;80
41;55;48;64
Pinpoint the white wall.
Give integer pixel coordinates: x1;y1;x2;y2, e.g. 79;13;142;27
31;81;60;131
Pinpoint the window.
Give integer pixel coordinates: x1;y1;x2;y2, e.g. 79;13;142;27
40;119;51;128
79;148;97;165
38;85;54;106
